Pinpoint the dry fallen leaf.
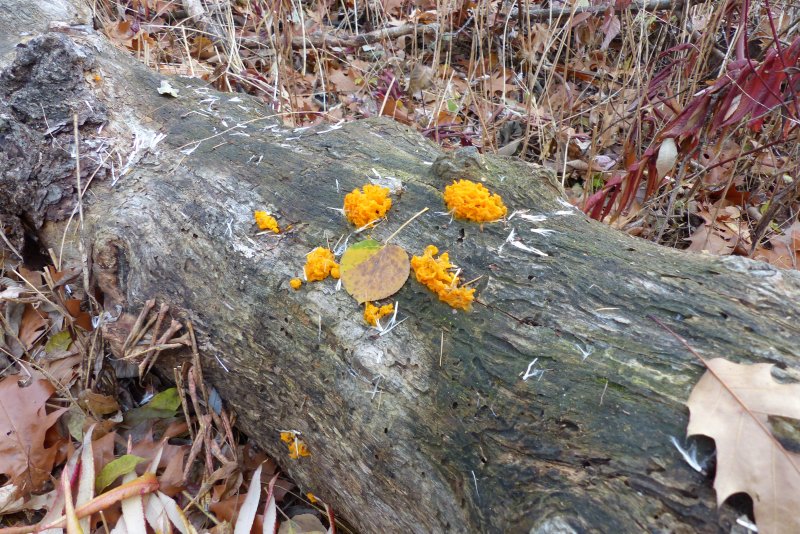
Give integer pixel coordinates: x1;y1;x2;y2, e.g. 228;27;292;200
686;358;800;534
753;220;800;270
18;304;47;350
686;207;748;256
655;137;678;178
328;66;360;93
686;225;736;256
128;424;186;473
340;241;410;304
339;239;382;275
0;375;68;497
78;389;120;416
277;513;327;534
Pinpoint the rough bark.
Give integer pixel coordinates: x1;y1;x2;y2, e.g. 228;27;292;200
2;3;800;533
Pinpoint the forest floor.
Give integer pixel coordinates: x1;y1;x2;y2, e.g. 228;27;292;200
1;0;799;531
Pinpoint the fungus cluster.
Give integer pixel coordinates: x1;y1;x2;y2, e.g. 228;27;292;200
410;245;475;311
280;432;310;459
304;247;340;282
253;211;280;233
343;184;392;227
363;302;394;326
443;179;507;222
287;168;505;311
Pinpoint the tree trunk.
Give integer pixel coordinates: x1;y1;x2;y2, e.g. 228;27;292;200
2;3;800;532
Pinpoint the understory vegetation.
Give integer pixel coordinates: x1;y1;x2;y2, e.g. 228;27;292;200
98;0;800;266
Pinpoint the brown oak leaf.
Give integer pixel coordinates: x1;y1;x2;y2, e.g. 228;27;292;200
687;359;800;533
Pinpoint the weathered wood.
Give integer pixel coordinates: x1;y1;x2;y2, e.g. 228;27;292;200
2;3;800;532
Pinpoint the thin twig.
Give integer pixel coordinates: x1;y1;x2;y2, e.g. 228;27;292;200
462;275;484;287
291;23;439;49
0;218;23;260
377;76;396;119
58;145;114;271
439;330;444;367
73;114;92;310
126;340;189;361
384;207;430;243
175;116;274;150
122;299;156;354
510;0;682;20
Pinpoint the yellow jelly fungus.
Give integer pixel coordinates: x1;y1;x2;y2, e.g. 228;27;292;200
304;247;340;282
280;431;311;460
343;184;392;227
254;211;280;233
290;278;303;290
443;180;507;222
410;245;475;311
288;440;310;459
364;302;394;326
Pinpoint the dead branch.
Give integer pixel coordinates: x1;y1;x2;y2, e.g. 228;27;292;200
511;0;683;20
290;23;440;49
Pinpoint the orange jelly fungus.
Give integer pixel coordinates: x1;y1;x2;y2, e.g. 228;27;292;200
343;184;392;227
290;278;303;290
443;180;507;222
280;431;311;459
364;302;394;326
254;211;280;233
410;245;475;310
304;247;340;282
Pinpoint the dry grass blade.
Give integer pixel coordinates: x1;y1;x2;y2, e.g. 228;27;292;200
233;462;263;534
0;474;159;534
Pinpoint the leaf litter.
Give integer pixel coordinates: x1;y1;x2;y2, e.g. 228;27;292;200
0;375;68;496
97;0;800;272
0;264;338;533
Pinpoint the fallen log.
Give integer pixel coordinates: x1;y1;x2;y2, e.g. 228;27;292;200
2;2;800;532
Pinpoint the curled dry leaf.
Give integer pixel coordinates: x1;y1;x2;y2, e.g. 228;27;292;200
753;220;800;269
233;462;263;534
655;137;678;178
686;358;800;534
686;207;748;256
